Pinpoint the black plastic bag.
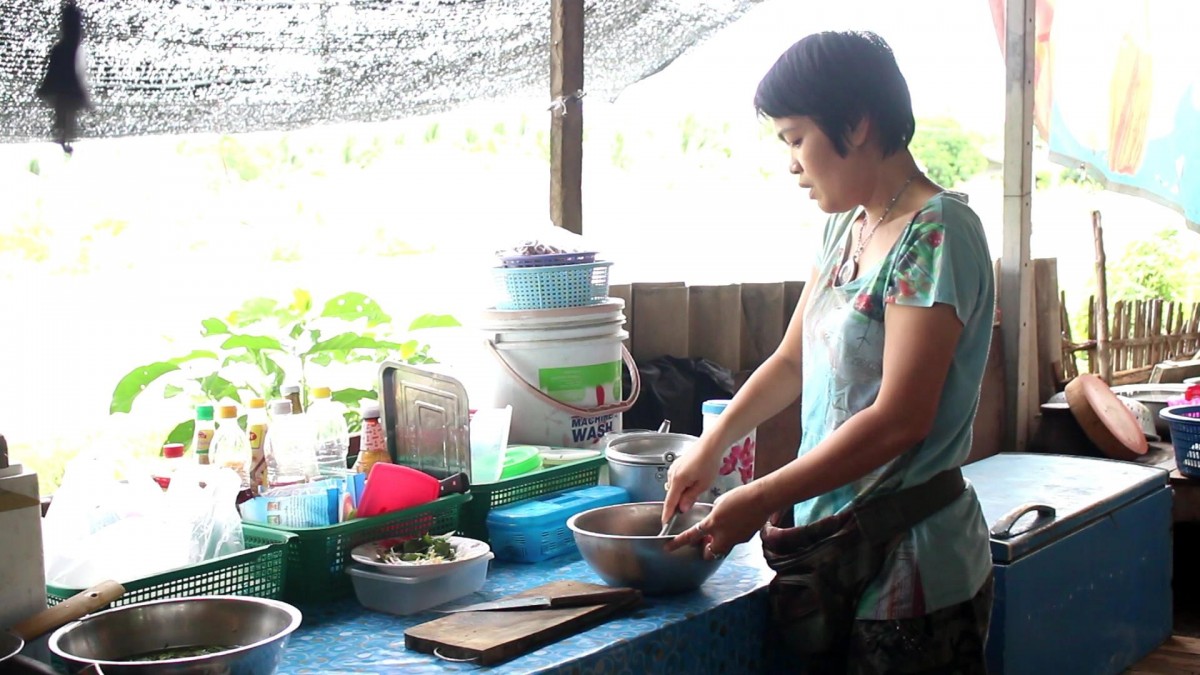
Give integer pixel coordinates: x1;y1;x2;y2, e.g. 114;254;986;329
621;356;736;437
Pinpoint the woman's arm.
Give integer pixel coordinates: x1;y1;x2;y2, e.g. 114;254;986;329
745;301;963;516
661;265;818;519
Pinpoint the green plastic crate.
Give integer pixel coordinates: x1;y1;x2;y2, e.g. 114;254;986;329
461;456;605;542
46;523;292;607
256;492;469;603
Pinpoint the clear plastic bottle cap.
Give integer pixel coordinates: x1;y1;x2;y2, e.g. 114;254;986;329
196;405;214;421
162;443;185;458
281;385;300;395
270;400;293;415
249;398;266;409
217;405;239;419
361;402;381;419
311;386;332;399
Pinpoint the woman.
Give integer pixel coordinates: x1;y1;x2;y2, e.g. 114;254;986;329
663;31;995;673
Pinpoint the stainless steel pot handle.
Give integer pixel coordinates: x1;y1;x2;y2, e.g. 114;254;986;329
989;503;1056;540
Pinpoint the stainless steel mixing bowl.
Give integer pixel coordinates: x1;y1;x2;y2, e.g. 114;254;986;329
567;502;725;595
48;596;302;675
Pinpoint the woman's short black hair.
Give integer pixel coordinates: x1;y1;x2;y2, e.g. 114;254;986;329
754;31;915;158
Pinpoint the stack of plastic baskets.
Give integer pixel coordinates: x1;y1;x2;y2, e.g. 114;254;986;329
492;251;611;310
1162;404;1200;478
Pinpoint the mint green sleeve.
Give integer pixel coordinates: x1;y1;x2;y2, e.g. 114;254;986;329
886;203;986;326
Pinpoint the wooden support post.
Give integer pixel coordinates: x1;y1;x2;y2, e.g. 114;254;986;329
1000;0;1037;452
550;0;584;235
1033;259;1063;400
1092;210;1113;383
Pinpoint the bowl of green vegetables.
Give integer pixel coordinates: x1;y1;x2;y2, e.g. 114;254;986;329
350;534;490;579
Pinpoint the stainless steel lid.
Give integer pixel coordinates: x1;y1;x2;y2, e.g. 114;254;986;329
605;432;698;466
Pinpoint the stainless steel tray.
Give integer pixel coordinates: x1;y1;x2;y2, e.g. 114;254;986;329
378;362;471;479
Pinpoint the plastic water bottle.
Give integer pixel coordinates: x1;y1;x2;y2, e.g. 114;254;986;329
308;387;350;473
210;404;251;489
265;399;318;486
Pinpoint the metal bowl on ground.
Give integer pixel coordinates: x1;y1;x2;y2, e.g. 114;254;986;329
49;596;302;675
567;502;724;595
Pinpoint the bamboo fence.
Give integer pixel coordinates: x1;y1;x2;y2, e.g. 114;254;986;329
1063;297;1200;386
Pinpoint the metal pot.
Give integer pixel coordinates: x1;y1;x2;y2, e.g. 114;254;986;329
604;432;699;502
48;596;301;675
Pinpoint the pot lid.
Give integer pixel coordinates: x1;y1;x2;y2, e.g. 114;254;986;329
605;432;698;465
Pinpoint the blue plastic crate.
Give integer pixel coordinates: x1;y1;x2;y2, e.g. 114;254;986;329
486;485;628;563
492;261;611;310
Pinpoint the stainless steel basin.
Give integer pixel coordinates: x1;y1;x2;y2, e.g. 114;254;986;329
49;596;302;674
567;502;725;595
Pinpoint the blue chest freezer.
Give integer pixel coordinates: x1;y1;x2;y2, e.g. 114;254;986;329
963;453;1172;675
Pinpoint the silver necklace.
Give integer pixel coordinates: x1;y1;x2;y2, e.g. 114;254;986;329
836;171;922;286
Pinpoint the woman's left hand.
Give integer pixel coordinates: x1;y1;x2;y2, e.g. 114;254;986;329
665;483;772;560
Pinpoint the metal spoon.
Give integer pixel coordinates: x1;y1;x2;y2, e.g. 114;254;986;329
658;509;681;537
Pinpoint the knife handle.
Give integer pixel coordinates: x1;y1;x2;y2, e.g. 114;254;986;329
439;472;470;497
548;588;640;608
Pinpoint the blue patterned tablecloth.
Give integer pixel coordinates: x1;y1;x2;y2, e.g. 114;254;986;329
280;540;775;674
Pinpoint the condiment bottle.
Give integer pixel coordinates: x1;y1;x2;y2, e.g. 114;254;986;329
210;404;251;489
152;443;186;489
246;397;269;492
354;402;391;475
282;385;304;414
194;404;215;465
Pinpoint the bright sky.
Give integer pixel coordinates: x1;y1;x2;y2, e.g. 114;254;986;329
615;0;1006;134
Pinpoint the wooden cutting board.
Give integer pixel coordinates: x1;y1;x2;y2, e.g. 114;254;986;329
1066;374;1148;461
404;580;641;666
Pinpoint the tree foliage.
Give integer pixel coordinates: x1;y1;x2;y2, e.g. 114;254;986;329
910;118;989;188
1108;228;1199;302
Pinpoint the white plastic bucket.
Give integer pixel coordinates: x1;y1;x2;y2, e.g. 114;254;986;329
480;300;640;448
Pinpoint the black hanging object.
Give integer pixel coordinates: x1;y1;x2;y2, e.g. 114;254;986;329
36;0;90;154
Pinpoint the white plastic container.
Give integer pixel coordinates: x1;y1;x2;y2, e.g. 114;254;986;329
701;399;756;497
346;552;494;616
478;299;640;449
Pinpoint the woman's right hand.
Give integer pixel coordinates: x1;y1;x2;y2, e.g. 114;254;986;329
661;435;725;524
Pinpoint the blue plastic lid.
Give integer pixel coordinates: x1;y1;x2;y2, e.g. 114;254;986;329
702;399;732;415
487;485;629;528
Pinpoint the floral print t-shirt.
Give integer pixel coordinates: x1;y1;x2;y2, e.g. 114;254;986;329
795;191;995;619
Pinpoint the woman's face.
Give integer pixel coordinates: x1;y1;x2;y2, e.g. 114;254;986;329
772;116;869;214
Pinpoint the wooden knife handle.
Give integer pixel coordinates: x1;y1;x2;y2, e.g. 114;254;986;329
11;580;125;641
547;588;641;608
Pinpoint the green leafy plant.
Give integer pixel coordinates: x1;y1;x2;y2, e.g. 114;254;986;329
110;289;460;449
910;118;989;188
